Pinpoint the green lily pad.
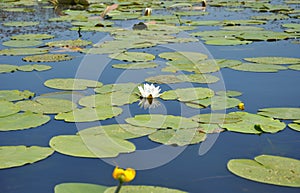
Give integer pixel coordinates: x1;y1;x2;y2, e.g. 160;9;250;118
17;64;52;72
79;124;156;139
227;155;300;187
184;20;222;26
221;26;265;31
0;111;50;131
0;48;48;56
22;54;73;62
0;64;18;73
55;106;122;122
220;112;286;134
244;57;300;64
251;13;289;21
229;63;287;72
258;108;300;120
161;87;214;102
216;90;242;97
0;90;34;101
288;122;300;132
125;114;198;130
148;128;206;146
109;52;155;62
44;78;103;91
2;40;43;47
104;185;187;193
288;64;300;71
94;82;138;94
205;38;252;46
192;113;242;124
159;51;208;62
55;183;108;193
46;39;92;47
10;33;54;40
112;62;158;69
145;74;219;84
0;146;54;169
237;31;289;41
16;98;77;114
215;59;242;68
187;96;241;110
0;100;20;117
3;8;35;12
49;134;135;158
3;21;39;27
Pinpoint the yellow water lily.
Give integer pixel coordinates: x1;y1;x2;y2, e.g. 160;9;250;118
112;166;136;183
238;102;245;110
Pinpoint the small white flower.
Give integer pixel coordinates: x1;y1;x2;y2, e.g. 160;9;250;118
138;83;161;98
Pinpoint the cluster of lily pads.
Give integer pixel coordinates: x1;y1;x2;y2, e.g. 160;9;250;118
1;0;300;192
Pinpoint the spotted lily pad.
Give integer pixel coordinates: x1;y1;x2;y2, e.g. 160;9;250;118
0;111;50;131
0;90;34;101
3;21;39;27
10;34;54;40
112;62;158;69
55;183;108;193
125;114;198;129
18;64;52;72
16;98;77;114
244;57;300;64
229;63;287;72
0;48;48;56
49;134;135;158
258;108;300;120
220;112;286;134
161;87;214;102
22;54;73;62
109;52;155;62
2;40;43;47
227;155;300;187
55;107;122;122
44;78;103;91
46;39;92;47
0;146;54;169
0;100;20;117
148;128;206;146
104;185;187;193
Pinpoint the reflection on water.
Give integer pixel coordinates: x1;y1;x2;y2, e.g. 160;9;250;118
138;98;161;109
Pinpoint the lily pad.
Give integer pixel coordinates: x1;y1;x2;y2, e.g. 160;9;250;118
2;40;43;47
145;74;219;84
17;64;52;72
44;78;103;91
16;98;77;114
109;52;155;62
0;48;48;56
0;100;20;117
192;113;242;124
159;51;208;62
0;90;34;101
229;63;287;72
227;155;300;187
0;64;18;73
258;108;300;120
3;21;39;27
148;128;206;146
244;57;300;64
205;38;252;46
288;122;300;132
22;54;73;62
0;111;50;131
94;82;138;94
161;87;214;102
187;96;241;110
220;112;286;134
288;64;300;71
49;134;135;158
55;107;122;122
55;183;107;193
104;185;187;193
112;62;158;69
125;114;198;130
10;33;54;40
0;146;54;169
46;39;92;47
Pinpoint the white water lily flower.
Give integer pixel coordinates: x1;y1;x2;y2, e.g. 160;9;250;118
138;83;161;98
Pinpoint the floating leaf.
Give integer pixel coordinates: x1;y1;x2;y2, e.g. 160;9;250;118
159;51;208;62
237;31;289;41
0;48;48;56
0;90;34;101
109;52;155;62
220;112;286;134
288;121;300;132
3;21;39;27
105;185;187;193
55;107;122;122
46;39;92;47
49;134;135;158
0;100;20;117
215;59;242;68
17;64;52;72
16;98;77;114
79;93;138;107
205;38;252;46
288;64;300;71
23;54;73;62
55;183;107;193
192;113;242;124
244;57;300;64
112;62;158;69
0;146;54;169
148;128;206;146
44;78;103;91
94;82;138;94
221;26;265;31
258;108;300;120
161;87;214;102
0;64;18;73
229;63;287;72
125;114;198;130
2;40;43;47
0;111;50;131
187;96;241;110
145;74;219;84
227;155;300;187
10;33;54;40
216;90;242;97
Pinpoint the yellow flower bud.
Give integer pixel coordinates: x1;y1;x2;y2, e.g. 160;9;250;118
238;102;245;110
112;166;136;183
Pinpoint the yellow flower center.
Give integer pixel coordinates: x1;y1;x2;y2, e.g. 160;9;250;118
112;166;136;183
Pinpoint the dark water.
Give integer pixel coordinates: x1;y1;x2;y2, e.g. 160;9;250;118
0;1;300;193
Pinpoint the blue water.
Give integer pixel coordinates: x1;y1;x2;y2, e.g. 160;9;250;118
1;1;300;193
